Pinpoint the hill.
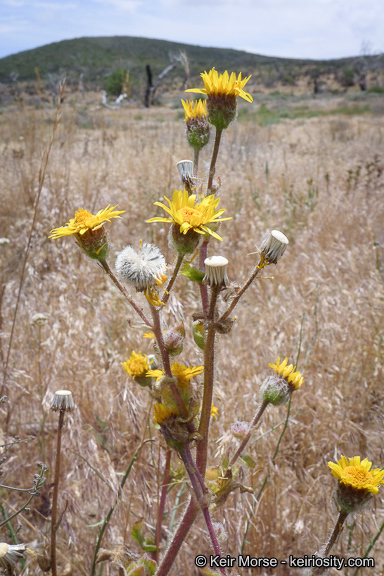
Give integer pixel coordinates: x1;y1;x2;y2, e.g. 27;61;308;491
0;35;356;90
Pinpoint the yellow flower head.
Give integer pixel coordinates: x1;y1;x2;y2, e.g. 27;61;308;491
328;456;384;496
171;362;204;386
269;357;303;389
181;99;207;121
147;189;231;241
49;205;125;239
147;362;203;387
122;351;149;378
186;69;253;103
153;403;178;425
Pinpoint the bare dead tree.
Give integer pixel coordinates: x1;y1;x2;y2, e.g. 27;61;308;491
179;51;190;89
145;64;153;108
144;51;189;107
352;40;380;91
48;74;64;105
79;73;85;99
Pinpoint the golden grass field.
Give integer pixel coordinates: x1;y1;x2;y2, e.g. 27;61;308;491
1;89;384;575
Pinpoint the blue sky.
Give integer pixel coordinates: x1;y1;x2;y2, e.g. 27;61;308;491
1;0;383;60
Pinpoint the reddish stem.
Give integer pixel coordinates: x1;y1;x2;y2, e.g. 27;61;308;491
196;285;220;474
199;240;209;315
229;400;269;467
154;450;172;562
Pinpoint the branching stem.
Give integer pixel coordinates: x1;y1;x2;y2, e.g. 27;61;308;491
199;241;209;315
179;444;226;576
207;128;223;193
196;285;220;474
101;260;152;328
219;260;266;322
229;400;269;467
154;450;172;562
162;254;184;305
150;304;189;419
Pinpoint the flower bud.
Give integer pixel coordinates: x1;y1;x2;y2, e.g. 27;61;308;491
207;97;238;130
261;374;291;406
261;357;303;406
230;421;249;440
170;224;201;255
181;99;210;151
77;226;110;261
163;323;185;356
205;467;221;482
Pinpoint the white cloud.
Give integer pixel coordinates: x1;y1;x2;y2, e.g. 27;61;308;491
1;0;384;60
0;22;24;33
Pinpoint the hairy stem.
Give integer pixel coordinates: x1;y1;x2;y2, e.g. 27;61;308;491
308;511;348;575
51;409;65;576
101;260;152;328
193;149;199;177
162;254;184;305
199;241;209;315
179;445;226;576
150;304;189;419
207;128;223;193
323;511;348;557
229;400;269;467
154;450;172;562
196;285;220;474
155;498;198;576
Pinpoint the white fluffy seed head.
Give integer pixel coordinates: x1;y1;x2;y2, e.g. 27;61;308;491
203;255;229;287
259;230;289;264
115;243;167;291
51;390;75;412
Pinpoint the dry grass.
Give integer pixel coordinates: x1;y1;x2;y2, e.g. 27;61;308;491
1;92;384;576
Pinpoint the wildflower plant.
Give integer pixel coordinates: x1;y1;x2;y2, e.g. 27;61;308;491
48;67;384;576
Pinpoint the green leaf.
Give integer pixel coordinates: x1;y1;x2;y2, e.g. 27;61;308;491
142;543;157;553
142;558;157;575
239;455;256;468
132;520;145;548
181;263;205;283
192;320;205;351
